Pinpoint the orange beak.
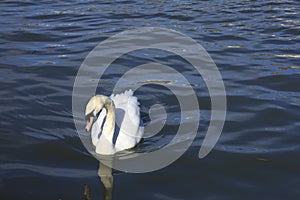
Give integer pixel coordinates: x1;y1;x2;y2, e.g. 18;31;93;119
85;116;94;132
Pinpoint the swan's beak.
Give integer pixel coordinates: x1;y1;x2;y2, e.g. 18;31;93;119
85;116;94;132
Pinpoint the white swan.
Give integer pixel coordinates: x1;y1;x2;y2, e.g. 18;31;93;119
85;90;144;155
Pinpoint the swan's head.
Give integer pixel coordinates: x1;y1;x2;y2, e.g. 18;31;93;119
85;95;106;132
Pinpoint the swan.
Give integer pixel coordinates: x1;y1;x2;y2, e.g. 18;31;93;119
85;90;144;155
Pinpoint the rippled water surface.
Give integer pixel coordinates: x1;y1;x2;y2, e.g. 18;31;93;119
1;0;300;199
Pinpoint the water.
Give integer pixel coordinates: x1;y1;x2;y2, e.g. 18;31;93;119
1;0;300;199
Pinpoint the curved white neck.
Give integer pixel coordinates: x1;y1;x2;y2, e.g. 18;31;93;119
101;97;116;145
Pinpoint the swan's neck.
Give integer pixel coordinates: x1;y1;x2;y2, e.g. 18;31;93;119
102;97;115;144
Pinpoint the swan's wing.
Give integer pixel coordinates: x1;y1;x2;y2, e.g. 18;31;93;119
111;90;141;131
91;108;106;146
111;90;144;150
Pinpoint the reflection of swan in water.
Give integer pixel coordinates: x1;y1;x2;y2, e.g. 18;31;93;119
98;162;113;200
85;90;144;155
83;162;113;200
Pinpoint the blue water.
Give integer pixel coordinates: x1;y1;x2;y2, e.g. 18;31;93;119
1;1;300;199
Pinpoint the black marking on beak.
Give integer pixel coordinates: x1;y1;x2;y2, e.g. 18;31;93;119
85;110;94;121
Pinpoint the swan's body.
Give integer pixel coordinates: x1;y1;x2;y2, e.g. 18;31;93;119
85;90;144;155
